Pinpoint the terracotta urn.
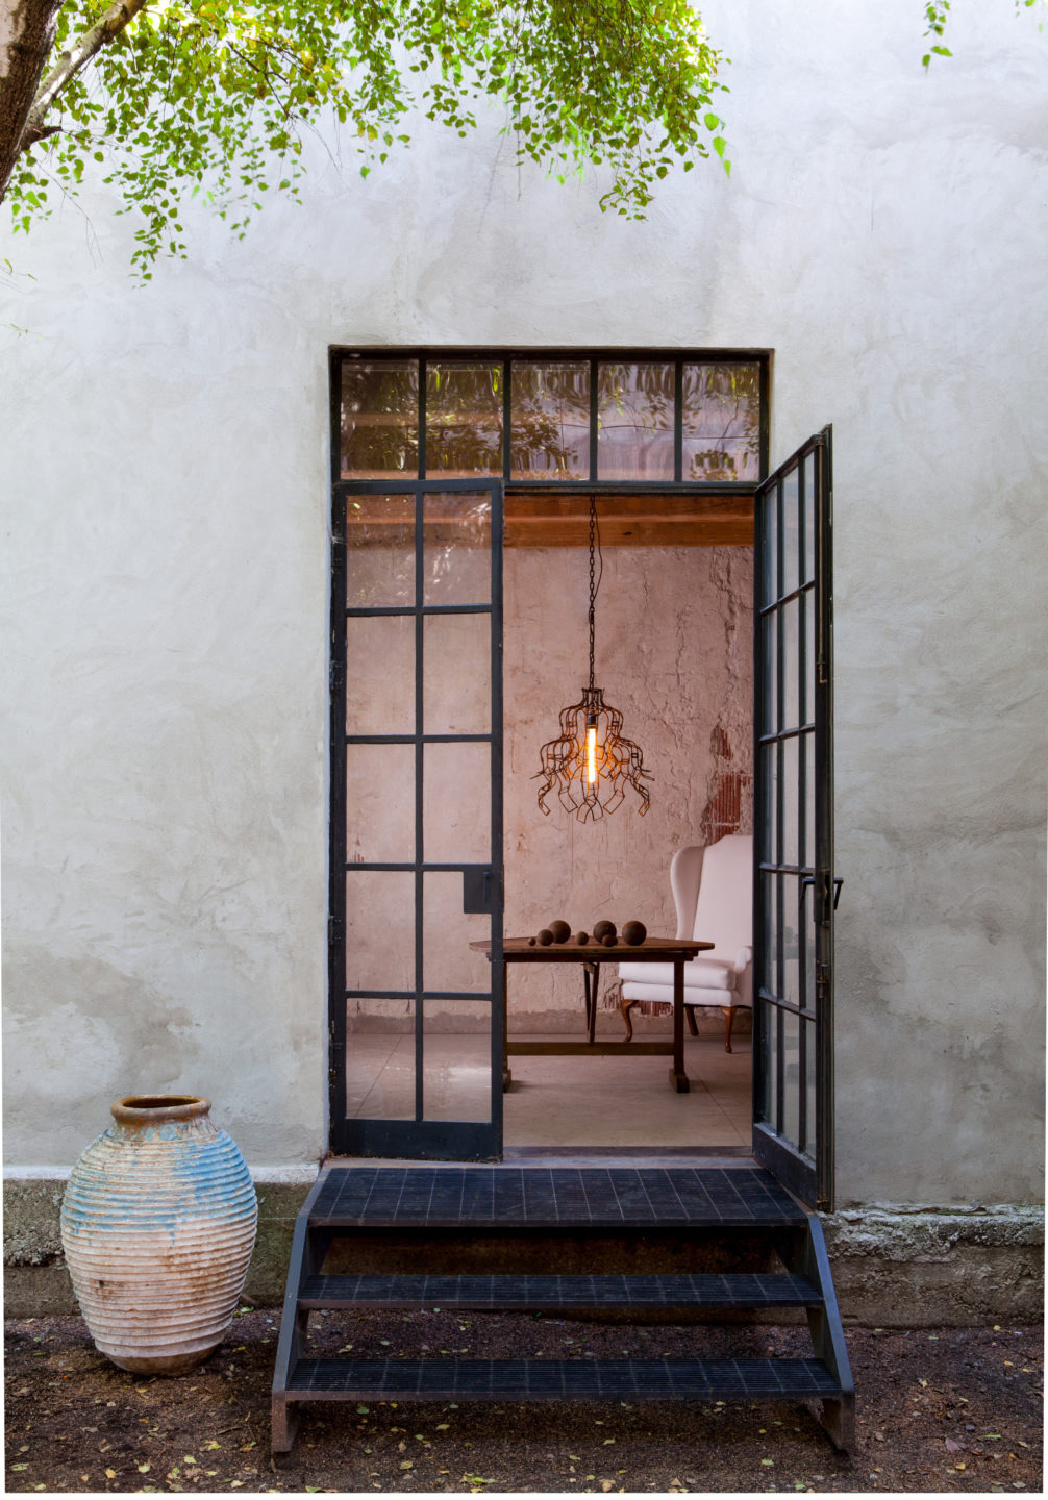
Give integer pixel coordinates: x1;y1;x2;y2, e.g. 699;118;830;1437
60;1095;257;1374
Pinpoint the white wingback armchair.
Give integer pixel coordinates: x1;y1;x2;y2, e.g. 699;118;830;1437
619;834;753;1052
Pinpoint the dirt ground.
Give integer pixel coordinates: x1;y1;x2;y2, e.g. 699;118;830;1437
4;1308;1042;1495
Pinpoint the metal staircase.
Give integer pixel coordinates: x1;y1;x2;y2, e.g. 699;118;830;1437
272;1164;853;1454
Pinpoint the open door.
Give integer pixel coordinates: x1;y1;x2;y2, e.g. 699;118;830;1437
328;478;504;1159
752;428;836;1209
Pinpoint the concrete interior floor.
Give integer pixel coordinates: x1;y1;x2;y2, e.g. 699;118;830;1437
345;1030;752;1149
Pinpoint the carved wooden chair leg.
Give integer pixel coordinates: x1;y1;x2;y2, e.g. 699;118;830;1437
685;1004;699;1037
621;994;638;1043
723;1006;735;1053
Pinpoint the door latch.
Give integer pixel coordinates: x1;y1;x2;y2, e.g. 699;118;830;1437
463;866;494;914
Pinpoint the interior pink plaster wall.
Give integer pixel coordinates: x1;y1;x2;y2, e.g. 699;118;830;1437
503;544;753;1028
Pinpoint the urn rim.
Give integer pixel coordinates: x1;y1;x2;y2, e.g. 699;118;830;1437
110;1095;211;1124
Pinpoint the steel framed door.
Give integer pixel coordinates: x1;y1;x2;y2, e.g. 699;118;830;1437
752;427;836;1208
328;478;504;1159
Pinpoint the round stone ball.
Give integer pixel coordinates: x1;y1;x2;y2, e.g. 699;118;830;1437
593;920;617;942
575;931;590;946
537;929;554;946
548;920;571;944
528;937;537;946
601;932;618;948
622;921;648;947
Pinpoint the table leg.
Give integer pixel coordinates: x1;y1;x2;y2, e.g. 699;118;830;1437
669;957;690;1093
501;960;511;1092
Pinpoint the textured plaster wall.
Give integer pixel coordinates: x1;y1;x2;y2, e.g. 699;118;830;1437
0;0;1044;1201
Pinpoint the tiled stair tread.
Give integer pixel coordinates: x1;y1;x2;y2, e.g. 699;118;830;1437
287;1355;842;1399
299;1272;821;1309
310;1166;805;1228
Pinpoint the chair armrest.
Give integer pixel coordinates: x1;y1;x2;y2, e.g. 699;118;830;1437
734;946;753;973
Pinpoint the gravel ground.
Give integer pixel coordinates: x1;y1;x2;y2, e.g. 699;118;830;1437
4;1308;1042;1494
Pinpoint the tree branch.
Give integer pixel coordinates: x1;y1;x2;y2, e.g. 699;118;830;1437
21;0;149;144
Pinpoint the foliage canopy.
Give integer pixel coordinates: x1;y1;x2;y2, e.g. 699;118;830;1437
6;0;727;277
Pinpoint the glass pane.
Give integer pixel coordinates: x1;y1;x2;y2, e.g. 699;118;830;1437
423;614;491;735
802;455;817;585
804;730;816;870
763;1000;779;1128
344;494;415;609
761;486;778;606
782;736;799;867
346;614;414;736
804;1017;818;1158
760;611;777;736
345;870;415;993
759;743;778;866
804;589;816;725
783;598;799;731
346;744;415;862
803;880;817;1013
423;872;492;994
423;492;492;605
782;467;800;597
510;361;591;479
341;359;419;479
426;362;503;476
681;363;760;480
782;1009;801;1148
423;744;491;863
596;362;674;480
782;874;800;1009
422;1001;492;1122
345;998;415;1119
758;869;776;995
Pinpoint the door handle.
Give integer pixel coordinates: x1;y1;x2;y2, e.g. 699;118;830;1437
832;877;843;910
463;866;493;914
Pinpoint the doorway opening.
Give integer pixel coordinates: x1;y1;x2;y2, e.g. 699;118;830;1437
329;349;766;1161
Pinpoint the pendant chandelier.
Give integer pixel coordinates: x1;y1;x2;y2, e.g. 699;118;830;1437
535;498;651;821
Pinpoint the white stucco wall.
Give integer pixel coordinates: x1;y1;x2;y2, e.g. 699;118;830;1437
1;0;1044;1199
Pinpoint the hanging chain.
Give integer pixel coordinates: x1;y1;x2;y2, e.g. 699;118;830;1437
588;496;597;690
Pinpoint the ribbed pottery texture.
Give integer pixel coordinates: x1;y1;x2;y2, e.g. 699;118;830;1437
60;1096;258;1374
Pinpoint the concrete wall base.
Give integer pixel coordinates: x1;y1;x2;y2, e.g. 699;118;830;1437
5;1177;1042;1325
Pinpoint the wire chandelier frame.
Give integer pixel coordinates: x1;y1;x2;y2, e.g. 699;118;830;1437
535;498;652;821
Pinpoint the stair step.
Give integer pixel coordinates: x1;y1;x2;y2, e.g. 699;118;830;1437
310;1165;805;1229
299;1271;821;1311
287;1355;843;1401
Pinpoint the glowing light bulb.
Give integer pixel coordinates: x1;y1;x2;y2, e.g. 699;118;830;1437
586;724;598;785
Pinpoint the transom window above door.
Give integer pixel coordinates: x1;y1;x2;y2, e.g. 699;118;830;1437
337;350;767;485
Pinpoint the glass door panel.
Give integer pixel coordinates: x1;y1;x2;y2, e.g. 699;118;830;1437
753;428;834;1208
330;477;503;1159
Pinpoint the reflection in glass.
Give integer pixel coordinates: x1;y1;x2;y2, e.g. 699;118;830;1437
761;612;777;735
344;998;415;1120
346;744;415;863
763;999;778;1128
422;1001;492;1122
423;744;491;863
805;731;816;869
682;363;760;480
423;614;491;734
783;873;800;1009
346;614;414;735
597;362;674;479
345;870;415;993
426;363;503;476
341;359;419;478
783;1009;801;1147
423;493;492;605
759;743;778;869
782;737;799;868
510;361;591;479
804;1017;818;1158
344;494;415;608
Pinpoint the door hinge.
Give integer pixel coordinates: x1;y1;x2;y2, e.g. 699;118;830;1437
329;660;344;694
328;915;344;946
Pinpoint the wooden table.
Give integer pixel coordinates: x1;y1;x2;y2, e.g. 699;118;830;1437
471;937;713;1094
